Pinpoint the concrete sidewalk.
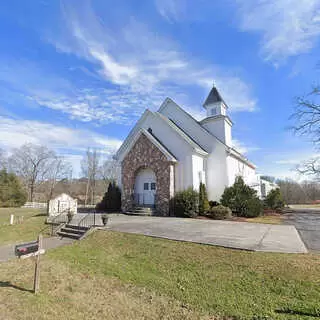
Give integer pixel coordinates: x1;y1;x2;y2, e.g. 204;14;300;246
0;237;74;263
107;215;308;253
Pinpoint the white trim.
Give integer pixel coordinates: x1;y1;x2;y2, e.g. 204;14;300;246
159;98;256;168
116;128;177;163
115;109;151;160
227;148;256;169
155;112;208;156
200;115;233;126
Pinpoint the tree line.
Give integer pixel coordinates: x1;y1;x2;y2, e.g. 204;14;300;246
0;143;119;205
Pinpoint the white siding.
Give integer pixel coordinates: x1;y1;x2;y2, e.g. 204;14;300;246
159;100;216;152
201;117;232;146
192;154;204;191
205;143;229;201
227;155;256;187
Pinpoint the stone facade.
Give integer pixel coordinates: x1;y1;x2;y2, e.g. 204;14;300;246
121;133;175;216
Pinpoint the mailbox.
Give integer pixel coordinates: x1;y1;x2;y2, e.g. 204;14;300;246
15;241;39;257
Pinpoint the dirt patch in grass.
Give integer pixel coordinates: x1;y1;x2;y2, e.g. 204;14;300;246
0;208;48;245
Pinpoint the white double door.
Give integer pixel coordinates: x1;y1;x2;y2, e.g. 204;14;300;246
135;168;156;206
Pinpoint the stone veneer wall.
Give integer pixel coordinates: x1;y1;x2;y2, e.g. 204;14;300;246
121;133;175;216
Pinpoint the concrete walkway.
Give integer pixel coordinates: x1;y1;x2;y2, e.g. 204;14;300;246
107;215;308;253
0;237;74;263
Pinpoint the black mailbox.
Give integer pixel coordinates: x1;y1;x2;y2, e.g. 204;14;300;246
15;241;39;257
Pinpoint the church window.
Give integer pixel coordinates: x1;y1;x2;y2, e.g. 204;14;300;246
211;108;217;116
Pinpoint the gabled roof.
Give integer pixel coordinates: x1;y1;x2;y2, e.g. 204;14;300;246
155;112;208;156
203;85;228;108
116;128;177;163
158;97;255;169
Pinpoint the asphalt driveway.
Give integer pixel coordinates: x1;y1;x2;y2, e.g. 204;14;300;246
284;210;320;252
107;215;307;253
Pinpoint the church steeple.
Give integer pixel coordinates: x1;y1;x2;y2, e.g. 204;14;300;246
200;83;232;146
203;83;228;118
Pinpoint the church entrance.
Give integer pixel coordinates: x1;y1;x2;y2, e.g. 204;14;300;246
134;168;156;207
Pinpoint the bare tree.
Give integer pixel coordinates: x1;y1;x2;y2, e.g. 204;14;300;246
291;84;320;177
45;156;73;201
296;158;320;180
291;85;320;144
100;158;119;188
0;148;7;170
277;179;307;204
9;143;56;202
81;149;100;205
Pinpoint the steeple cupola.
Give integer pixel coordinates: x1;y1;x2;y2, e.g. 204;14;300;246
203;83;228;117
200;83;233;146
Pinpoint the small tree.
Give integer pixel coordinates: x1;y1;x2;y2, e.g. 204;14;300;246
171;188;199;218
96;181;121;212
220;176;262;217
199;182;210;215
264;188;285;210
0;170;27;207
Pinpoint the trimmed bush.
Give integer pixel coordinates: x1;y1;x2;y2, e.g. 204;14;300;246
220;176;262;218
246;198;263;218
172;188;199;218
96;181;121;212
207;205;232;220
0;170;27;207
199;182;210;215
209;201;219;208
264;188;285;210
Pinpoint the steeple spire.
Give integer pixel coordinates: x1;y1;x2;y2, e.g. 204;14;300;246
203;83;228;108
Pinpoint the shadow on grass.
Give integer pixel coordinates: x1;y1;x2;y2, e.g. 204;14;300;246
0;281;33;293
275;308;320;318
32;213;47;217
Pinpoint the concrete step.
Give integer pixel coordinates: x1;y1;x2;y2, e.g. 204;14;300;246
57;231;82;240
65;224;90;231
60;227;85;235
133;207;154;212
57;224;90;240
125;208;155;216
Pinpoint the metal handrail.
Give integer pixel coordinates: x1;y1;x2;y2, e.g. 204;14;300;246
77;210;97;228
46;211;69;236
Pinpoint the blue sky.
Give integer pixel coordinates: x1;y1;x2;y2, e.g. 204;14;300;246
0;0;319;178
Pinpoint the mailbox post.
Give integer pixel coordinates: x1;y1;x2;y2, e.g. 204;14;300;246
14;234;44;294
33;234;42;294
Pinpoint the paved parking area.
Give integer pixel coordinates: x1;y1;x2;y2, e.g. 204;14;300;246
284;210;320;252
107;215;307;253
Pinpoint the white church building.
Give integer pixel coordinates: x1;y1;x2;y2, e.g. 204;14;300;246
115;85;274;215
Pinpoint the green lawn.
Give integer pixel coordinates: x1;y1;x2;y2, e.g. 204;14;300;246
242;215;283;224
289;204;320;210
0;208;48;245
1;231;318;319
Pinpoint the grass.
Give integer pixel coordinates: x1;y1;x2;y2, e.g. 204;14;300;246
1;231;318;319
0;208;48;245
243;215;283;224
289;204;320;210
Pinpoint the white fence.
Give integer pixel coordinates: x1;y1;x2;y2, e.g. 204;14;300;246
22;202;47;209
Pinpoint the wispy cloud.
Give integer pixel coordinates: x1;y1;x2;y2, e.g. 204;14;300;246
0;116;122;154
232;139;260;154
46;1;257;114
235;0;320;63
155;0;186;22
